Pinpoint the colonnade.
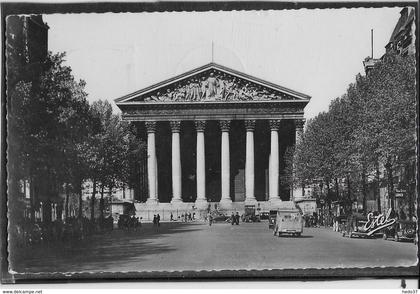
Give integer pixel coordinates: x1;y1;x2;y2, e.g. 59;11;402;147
144;119;304;207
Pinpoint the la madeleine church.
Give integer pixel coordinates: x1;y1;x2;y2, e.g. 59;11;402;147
115;62;310;218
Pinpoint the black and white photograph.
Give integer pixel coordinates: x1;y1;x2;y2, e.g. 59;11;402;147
1;1;418;284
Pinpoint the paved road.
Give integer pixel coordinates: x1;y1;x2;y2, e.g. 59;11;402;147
10;221;417;273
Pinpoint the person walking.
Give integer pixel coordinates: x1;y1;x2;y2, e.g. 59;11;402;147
157;214;161;227
235;212;240;225
231;213;235;225
153;215;157;227
208;214;213;226
170;213;174;221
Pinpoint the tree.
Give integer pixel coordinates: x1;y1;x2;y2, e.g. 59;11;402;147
8;51;96;223
295;52;416;216
88;100;133;223
355;54;416;211
119;122;146;196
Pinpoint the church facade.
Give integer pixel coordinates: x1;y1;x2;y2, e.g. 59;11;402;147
115;63;310;219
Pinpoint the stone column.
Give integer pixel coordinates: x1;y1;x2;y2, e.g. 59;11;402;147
219;120;232;206
146;121;158;204
195;120;207;208
170;121;182;203
155;155;158;199
269;119;281;204
245;120;256;204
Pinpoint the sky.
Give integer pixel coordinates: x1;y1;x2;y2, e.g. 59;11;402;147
44;8;401;118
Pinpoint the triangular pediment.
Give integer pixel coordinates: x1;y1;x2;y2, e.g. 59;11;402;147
115;63;310;104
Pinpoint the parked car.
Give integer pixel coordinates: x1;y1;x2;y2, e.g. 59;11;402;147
273;207;303;237
268;210;277;229
382;220;416;243
260;212;270;220
337;215;349;233
213;213;229;223
341;214;376;239
242;205;261;222
117;214;131;229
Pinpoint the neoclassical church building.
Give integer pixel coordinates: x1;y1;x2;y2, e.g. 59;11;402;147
115;63;310;219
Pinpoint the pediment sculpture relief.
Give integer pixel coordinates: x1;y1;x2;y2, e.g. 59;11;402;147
143;71;292;102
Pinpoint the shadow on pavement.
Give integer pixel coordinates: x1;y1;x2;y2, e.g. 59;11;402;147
10;222;204;273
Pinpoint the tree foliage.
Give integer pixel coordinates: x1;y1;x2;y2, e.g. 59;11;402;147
294;53;416;213
8;52;146;224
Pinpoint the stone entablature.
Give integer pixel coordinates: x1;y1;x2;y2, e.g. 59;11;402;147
119;101;307;121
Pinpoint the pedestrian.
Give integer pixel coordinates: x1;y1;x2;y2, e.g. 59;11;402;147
184;213;188;222
157;214;161;227
235;212;240;225
170;213;174;221
231;213;235;225
153;215;157;226
335;216;339;232
208;214;213;226
192;212;195;220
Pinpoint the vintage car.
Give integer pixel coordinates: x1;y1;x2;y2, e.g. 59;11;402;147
117;214;131;229
212;213;230;223
242;205;261;222
341;214;376;239
260;212;270;220
337;215;349;233
382;220;417;243
273;208;303;237
268;210;278;229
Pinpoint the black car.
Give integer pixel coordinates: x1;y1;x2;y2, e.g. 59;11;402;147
117;214;131;229
213;214;229;222
341;213;375;239
260;212;270;220
382;220;416;242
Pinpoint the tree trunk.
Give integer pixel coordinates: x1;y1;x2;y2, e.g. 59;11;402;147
90;179;97;221
375;160;381;213
77;181;83;219
385;159;395;211
326;179;331;207
346;174;351;214
65;182;70;221
334;178;339;201
29;175;36;222
326;179;331;226
361;166;367;215
99;184;104;221
108;184;114;216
